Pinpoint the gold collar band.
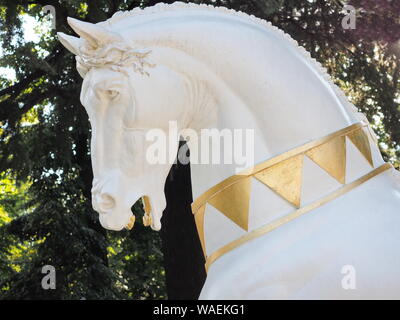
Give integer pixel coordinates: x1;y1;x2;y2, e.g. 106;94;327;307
204;163;391;271
191;122;393;271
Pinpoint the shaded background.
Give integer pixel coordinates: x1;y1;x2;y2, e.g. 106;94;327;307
0;0;399;299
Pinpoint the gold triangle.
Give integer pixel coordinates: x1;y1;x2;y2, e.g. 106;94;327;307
305;135;346;184
208;177;251;231
193;204;206;257
254;154;303;208
347;128;373;167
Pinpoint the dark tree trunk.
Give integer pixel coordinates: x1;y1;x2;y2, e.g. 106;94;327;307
160;141;207;299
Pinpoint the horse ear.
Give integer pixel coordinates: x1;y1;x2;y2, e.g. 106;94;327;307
67;17;122;47
57;32;82;55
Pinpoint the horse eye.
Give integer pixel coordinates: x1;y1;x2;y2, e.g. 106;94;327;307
107;89;119;99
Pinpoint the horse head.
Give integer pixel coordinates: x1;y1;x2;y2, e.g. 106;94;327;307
58;18;204;231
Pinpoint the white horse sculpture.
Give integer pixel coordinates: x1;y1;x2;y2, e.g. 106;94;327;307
58;2;400;299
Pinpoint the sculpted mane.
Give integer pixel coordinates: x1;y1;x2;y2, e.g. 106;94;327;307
100;2;359;117
76;42;154;76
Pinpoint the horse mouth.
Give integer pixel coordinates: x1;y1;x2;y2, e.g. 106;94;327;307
124;196;152;230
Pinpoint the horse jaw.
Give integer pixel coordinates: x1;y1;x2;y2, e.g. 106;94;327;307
92;132;179;232
94;166;170;231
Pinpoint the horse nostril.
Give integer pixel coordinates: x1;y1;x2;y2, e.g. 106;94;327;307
97;193;116;212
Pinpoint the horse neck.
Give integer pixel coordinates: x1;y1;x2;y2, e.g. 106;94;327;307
189;89;356;200
164;46;359;200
